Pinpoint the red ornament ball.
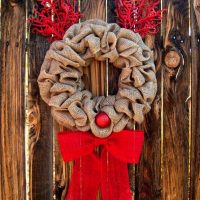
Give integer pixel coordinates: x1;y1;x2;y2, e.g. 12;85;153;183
95;112;111;128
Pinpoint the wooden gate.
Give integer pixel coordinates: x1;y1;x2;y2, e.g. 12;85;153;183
1;0;200;199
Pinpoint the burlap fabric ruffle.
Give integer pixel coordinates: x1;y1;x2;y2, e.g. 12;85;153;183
38;19;157;138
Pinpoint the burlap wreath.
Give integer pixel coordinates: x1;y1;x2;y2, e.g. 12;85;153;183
38;19;157;138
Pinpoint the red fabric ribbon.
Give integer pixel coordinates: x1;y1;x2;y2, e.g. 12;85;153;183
57;130;144;200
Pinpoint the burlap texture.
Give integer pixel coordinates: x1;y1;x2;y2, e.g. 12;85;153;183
38;19;157;138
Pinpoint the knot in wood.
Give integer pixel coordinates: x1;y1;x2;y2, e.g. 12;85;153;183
164;50;181;68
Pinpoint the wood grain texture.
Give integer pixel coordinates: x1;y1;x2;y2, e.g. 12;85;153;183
135;34;162;200
194;0;200;31
107;0;121;95
191;0;200;199
28;2;53;199
0;1;26;199
162;0;190;199
107;2;137;197
28;37;53;200
81;0;106;97
107;0;135;197
54;122;72;200
81;0;106;22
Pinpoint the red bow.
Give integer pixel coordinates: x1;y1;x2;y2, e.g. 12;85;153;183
58;130;144;200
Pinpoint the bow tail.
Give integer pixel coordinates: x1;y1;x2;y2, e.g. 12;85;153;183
100;148;132;200
66;153;100;200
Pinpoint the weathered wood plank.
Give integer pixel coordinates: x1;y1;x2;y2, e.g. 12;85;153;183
28;1;53;199
81;0;106;22
54;122;69;200
0;1;26;199
81;0;106;97
162;0;190;199
107;1;136;198
53;1;78;199
135;34;162;200
28;39;53;200
107;0;121;95
191;0;200;199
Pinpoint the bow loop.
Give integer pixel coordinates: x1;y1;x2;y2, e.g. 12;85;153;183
106;130;144;163
58;131;95;161
58;130;144;163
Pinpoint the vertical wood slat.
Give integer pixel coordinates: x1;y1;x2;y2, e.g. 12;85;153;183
135;34;162;200
107;1;138;197
28;1;53;200
54;122;67;200
162;0;190;199
191;0;200;199
81;0;106;96
52;1;87;197
28;37;53;200
107;0;121;96
0;1;26;199
106;1;135;198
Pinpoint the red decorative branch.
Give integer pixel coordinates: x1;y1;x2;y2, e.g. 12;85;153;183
29;0;81;42
115;0;165;38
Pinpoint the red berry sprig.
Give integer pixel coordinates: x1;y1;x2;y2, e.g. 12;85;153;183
29;0;81;42
115;0;165;38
